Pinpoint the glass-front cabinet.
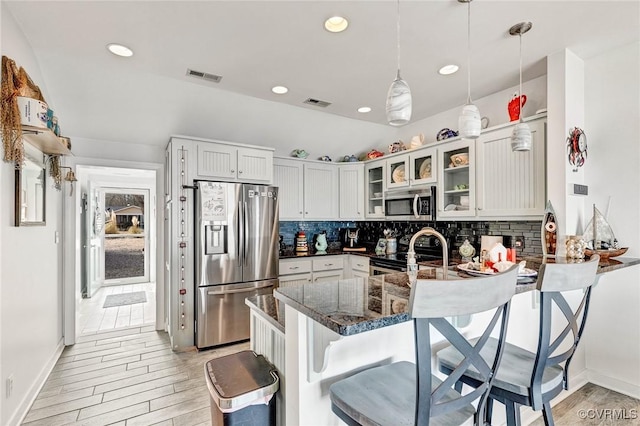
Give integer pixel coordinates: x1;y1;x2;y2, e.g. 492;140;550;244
365;160;385;218
386;156;409;190
408;147;437;186
438;138;475;218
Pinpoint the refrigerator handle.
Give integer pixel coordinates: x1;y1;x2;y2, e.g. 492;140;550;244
238;201;243;260
243;201;249;266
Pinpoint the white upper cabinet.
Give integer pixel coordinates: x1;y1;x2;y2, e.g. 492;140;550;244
365;160;385;219
436;117;547;221
438;138;476;219
386;156;410;190
385;147;437;191
303;162;339;220
476;118;546;218
273;158;304;220
339;163;364;220
273;158;339;220
408;147;437;186
196;141;273;183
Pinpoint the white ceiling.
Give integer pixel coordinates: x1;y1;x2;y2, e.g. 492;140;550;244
5;1;639;148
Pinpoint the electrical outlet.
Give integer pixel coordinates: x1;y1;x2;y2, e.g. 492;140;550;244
6;375;13;398
514;236;525;249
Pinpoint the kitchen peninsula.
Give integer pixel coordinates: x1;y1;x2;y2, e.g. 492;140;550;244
247;256;639;426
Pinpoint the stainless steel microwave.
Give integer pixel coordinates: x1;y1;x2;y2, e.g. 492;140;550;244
384;187;436;221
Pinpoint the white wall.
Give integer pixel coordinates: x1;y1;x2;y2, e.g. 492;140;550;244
1;5;64;425
583;41;640;398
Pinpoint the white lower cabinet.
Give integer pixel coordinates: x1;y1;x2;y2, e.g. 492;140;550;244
349;256;370;279
279;255;370;286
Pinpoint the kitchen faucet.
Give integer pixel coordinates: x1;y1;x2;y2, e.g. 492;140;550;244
407;227;449;286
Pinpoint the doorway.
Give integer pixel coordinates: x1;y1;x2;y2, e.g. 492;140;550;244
76;166;158;335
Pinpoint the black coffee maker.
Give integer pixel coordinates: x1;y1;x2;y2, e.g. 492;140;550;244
340;228;364;251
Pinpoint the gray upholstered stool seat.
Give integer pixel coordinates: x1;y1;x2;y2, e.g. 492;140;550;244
437;337;564;397
330;361;476;426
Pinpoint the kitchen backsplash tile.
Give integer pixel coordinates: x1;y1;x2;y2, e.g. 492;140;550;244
280;220;543;257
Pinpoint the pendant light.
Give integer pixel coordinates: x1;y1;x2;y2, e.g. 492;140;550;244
509;21;533;151
386;0;412;126
457;0;481;139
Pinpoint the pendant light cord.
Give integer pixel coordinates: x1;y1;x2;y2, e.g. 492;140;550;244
396;0;401;78
466;0;472;104
519;31;524;122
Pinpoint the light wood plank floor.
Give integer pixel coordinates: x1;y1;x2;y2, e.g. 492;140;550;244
529;382;640;425
22;326;248;426
79;283;156;334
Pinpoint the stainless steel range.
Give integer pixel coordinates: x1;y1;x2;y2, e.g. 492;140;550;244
369;234;447;275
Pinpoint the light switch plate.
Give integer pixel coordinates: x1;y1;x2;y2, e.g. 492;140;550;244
569;183;588;196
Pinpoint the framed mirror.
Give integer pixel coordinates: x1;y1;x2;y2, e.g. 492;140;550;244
15;151;46;226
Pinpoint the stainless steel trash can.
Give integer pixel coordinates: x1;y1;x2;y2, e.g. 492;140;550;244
205;350;279;426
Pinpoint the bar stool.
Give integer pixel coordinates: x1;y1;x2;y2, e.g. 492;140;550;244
437;255;600;426
329;265;519;426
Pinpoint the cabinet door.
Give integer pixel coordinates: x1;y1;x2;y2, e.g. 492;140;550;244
196;143;237;180
476;119;546;218
237;147;273;183
339;164;364;220
365;161;385;218
409;147;437;186
303;163;338;220
279;273;312;288
438;139;475;219
313;269;344;283
273;159;304;220
386;155;410;190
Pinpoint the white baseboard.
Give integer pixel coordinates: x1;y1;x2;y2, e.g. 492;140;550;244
8;338;65;426
588;370;640;399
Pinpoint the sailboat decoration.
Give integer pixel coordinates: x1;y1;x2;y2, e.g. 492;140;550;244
583;204;628;258
541;201;558;257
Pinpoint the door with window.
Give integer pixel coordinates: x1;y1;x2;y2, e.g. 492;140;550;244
103;188;151;285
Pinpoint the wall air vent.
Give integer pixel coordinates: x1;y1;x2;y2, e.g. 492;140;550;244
303;98;331;108
186;69;222;83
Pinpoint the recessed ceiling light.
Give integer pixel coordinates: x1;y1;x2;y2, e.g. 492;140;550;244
358;106;372;113
324;16;349;33
107;43;133;57
271;85;289;94
438;64;459;75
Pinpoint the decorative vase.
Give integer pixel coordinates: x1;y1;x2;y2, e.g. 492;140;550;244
508;93;527;121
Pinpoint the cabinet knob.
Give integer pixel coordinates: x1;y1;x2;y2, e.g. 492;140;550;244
299;211;303;214
231;169;235;173
477;207;482;210
325;263;333;267
289;266;299;270
239;170;243;174
305;212;308;215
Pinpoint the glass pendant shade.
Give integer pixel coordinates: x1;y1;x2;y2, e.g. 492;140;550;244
386;71;412;126
511;122;532;151
459;103;481;139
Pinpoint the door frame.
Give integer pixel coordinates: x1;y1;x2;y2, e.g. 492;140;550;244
63;157;164;346
102;187;151;286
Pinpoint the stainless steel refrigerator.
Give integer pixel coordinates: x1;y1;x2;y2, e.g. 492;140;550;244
195;181;279;348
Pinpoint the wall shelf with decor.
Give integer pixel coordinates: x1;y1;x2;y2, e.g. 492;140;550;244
21;125;72;156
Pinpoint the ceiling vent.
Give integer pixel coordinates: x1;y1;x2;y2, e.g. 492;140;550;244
186;68;222;83
303;98;331;108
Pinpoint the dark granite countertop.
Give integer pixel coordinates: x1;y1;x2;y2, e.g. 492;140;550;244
245;294;285;333
255;255;640;337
